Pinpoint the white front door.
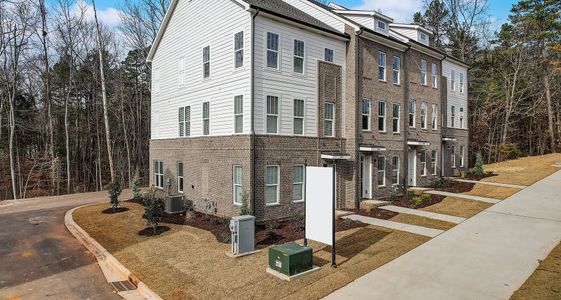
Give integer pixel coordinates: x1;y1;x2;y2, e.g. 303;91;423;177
360;154;372;199
408;149;417;186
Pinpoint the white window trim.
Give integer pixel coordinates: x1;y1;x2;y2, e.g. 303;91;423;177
378;100;386;132
178;106;191;137
293;98;305;135
266;94;280;134
378;51;386;81
324;48;334;63
265;165;280;206
420;150;427;177
202;101;210;135
377;155;386;187
265;31;280;71
392;56;400;85
233;95;243;134
233;31;244;69
292;165;305;203
420;102;427;129
431;104;438;131
392;156;400;186
409;99;416;128
377;20;387;30
202;45;211;79
292;38;305;75
431;63;437;88
362;98;371;132
177;161;184;193
324;102;335;137
154;160;163;189
392;103;400;133
233;165;242;205
421;59;427;86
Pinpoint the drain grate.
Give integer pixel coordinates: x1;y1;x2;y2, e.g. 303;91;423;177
110;280;136;292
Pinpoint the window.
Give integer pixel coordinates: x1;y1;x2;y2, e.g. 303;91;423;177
420;150;427;176
265;165;279;205
377;51;386;81
377;156;386;187
154;160;163;189
203;102;210;135
431;150;437;175
378;101;386;132
431;63;437;88
459;107;464;128
392;103;400;133
178;56;186;87
451;69;456;91
420;59;427;85
203;46;210;78
459;72;464;93
451;145;456;168
420;102;427;129
419;32;427;41
391;156;399;185
409;99;416;128
233;165;243;205
234;31;244;68
266;32;279;69
293;99;304;135
177;161;184;193
362;98;371;131
431;104;437;130
178;106;191;137
234;95;243;133
377;20;387;30
266;96;279;133
324;102;335;137
451;106;456;128
460;146;465;167
293;165;305;202
392;56;400;84
324;48;334;63
293;39;305;74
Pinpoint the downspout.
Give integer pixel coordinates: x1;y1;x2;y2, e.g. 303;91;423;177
250;9;260;216
403;45;411;188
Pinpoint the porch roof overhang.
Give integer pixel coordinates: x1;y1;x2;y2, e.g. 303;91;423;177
442;137;457;142
407;139;430;146
321;152;351;160
359;144;387;152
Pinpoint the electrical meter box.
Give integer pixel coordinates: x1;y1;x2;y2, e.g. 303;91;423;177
268;242;313;276
229;215;255;255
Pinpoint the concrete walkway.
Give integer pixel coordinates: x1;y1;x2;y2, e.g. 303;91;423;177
425;190;500;204
343;214;444;238
326;170;561;300
379;205;466;224
454;178;527;189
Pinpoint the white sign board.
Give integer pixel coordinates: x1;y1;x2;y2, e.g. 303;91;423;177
305;166;334;246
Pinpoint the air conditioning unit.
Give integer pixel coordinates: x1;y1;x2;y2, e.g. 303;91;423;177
164;194;185;214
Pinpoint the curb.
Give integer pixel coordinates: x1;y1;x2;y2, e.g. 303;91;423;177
65;204;163;300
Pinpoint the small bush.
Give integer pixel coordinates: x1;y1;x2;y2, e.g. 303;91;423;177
239;191;251;215
266;219;280;231
410;193;431;208
105;178;122;212
405;190;416;201
132;170;142;201
431;177;452;189
142;186;164;234
474;152;484;176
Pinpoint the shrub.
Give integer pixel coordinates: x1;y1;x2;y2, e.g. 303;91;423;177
239;191;251;215
291;213;305;232
105;178;122;212
431;177;452;189
265;219;280;231
474;152;484;176
132;170;142;201
410;193;431;208
142;187;164;234
405;190;416;202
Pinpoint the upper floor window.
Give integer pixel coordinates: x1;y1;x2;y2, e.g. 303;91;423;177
234;31;244;68
378;101;386;132
202;102;210;135
324;102;335;137
178;106;191;137
266;95;279;133
362;98;371;131
177;161;184;193
451;69;456;91
293;39;305;74
392;103;400;133
377;20;387;30
203;46;210;78
293;99;305;135
293;165;305;202
459;72;465;93
431;63;437;88
233;165;243;205
392;56;400;85
266;32;279;69
377;51;386;81
431;104;438;130
409;99;416;128
459;107;464;128
154;160;163;189
234;95;243;133
325;48;334;63
451;105;456;128
377;156;386;187
420;59;427;85
420;102;427;129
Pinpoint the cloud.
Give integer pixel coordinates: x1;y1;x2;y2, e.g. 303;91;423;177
352;0;423;23
72;0;123;27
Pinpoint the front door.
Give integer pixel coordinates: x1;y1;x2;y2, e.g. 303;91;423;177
408;149;417;186
360;154;371;199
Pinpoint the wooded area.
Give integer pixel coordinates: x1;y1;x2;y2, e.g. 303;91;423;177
0;0;559;200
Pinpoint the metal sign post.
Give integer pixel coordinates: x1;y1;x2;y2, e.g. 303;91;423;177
303;160;308;247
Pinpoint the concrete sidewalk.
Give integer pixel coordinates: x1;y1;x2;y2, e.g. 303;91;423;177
326;170;561;300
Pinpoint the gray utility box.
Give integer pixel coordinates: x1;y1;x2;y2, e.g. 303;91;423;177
164;194;185;214
230;215;255;255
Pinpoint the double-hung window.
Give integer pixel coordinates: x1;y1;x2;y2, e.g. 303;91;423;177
420;59;427;85
178;106;191;137
265;165;279;205
324;102;335;137
377;20;387;30
266;96;279;133
392;103;400;133
459;107;464;128
266;32;279;69
451;146;456;168
460;146;465;167
420;150;427;176
409;99;416;128
293;165;305;202
293;99;305;135
377;51;386;81
234;96;243;133
377;156;386;187
203;46;210;78
420;102;427;129
431;150;437;175
391;156;399;185
392;56;400;84
362;98;371;131
378;101;386;132
293;39;305;74
431;104;437;130
459;72;464;93
154;160;163;189
233;165;243;205
234;31;244;68
431;63;437;88
177;161;184;193
451;106;456;128
202;102;210;135
451;69;456;91
324;48;333;63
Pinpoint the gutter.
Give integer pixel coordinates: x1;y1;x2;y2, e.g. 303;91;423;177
250;8;260;217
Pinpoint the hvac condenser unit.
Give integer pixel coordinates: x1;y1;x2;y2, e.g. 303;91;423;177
268;242;313;276
230;215;255;255
164;195;185;214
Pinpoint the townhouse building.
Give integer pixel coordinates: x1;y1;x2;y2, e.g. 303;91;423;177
147;0;469;221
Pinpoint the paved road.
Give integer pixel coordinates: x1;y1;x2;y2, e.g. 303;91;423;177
0;191;130;300
327;170;561;300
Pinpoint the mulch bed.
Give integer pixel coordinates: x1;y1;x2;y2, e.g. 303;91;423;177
391;194;447;209
437;180;475;193
344;208;398;220
464;172;496;181
102;207;130;214
138;226;171;236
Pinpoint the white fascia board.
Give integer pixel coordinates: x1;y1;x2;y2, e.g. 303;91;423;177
321;153;351;160
407;140;430;146
333;10;393;23
389;23;433;35
360;30;409;52
360;146;387;152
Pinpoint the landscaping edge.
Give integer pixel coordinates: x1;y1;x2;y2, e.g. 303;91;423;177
64;203;163;300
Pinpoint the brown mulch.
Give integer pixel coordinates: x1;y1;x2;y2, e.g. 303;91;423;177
464;172;496;181
138;226;171;236
345;208;398;220
102;207;130;214
437;180;475;193
391;194;447;209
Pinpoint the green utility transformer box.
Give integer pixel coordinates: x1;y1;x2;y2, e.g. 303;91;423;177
268;242;313;276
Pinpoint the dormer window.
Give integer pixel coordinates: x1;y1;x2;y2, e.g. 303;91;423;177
377;20;387;30
419;32;427;41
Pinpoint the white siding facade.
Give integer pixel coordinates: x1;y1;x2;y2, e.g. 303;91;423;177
442;58;468;129
283;0;348;32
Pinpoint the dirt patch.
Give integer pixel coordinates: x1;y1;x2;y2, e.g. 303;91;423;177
101;207;130;214
420;197;493;218
138;226;171;236
389;213;455;231
344;208;398;220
